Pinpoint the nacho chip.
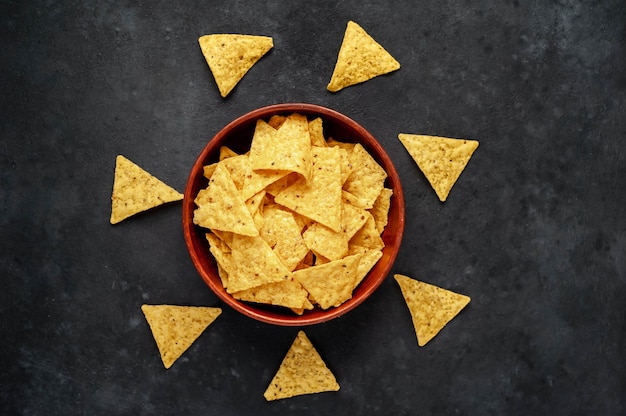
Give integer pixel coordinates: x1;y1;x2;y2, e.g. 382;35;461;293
343;143;387;209
260;206;310;270
274;146;343;232
327;21;400;92
308;117;327;147
231;277;309;309
268;114;287;129
293;254;361;309
353;249;383;288
110;155;183;224
219;146;239;160
264;331;340;401
302;223;349;261
249;114;312;182
349;212;384;251
218;154;249;190
198;34;273;97
398;134;479;202
227;234;292;293
394;274;471;346
141;305;222;369
264;172;300;197
370;187;393;234
205;232;232;288
193;164;259;236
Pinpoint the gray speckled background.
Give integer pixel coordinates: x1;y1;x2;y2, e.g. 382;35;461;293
1;1;625;415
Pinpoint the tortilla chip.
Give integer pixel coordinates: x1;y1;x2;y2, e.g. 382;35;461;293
394;274;471;346
219;146;239;160
264;331;340;401
231;277;309;309
327;21;400;92
203;163;217;180
293;254;361;309
198;34;273;97
274;146;343;232
249;114;312;182
398;134;479;202
218;154;249;190
302;223;349;261
141;305;222;369
349;212;384;251
193;164;259;236
260;206;310;270
268;114;287;129
205;233;232;288
353;249;383;288
308;117;327;147
110;155;183;224
343;143;387;209
226;234;292;293
370;187;393;234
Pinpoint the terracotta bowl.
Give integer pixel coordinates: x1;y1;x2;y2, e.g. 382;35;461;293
183;103;405;326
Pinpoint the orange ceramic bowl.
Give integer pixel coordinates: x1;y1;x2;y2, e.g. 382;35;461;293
183;103;405;326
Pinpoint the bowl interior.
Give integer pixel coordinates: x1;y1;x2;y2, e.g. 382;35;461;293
183;103;405;326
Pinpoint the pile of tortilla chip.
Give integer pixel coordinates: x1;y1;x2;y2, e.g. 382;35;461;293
193;113;393;313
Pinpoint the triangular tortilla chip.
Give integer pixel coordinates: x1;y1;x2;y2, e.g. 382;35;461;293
193;163;259;236
198;34;273;97
274;146;343;232
227;234;293;293
110;155;183;224
231;277;309;309
249;114;312;182
264;331;340;401
293;254;361;309
327;21;400;92
343;143;387;209
394;274;470;346
141;304;222;369
398;134;479;202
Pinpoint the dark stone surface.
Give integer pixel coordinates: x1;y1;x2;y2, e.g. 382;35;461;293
1;1;625;415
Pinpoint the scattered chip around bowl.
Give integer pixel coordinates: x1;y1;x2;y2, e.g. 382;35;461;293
327;21;401;92
141;304;222;368
394;274;470;346
264;330;340;401
110;155;183;224
398;134;479;202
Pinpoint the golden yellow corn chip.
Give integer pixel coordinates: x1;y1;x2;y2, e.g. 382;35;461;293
394;274;471;346
141;305;222;369
398;134;479;202
267;114;287;129
205;232;232;289
370;187;393;234
260;206;310;270
308;117;327;147
203;163;217;180
264;331;340;401
353;248;383;288
198;34;273;97
219;146;238;160
193;164;259;236
264;172;300;197
110;155;183;224
274;146;343;232
302;223;349;261
226;234;292;293
327;21;400;92
231;277;309;309
293;254;361;309
249;114;312;182
349;212;384;251
343;143;387;209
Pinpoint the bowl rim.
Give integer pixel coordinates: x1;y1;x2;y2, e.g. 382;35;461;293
182;102;405;326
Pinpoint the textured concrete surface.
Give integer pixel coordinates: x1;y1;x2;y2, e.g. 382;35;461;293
1;1;625;415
